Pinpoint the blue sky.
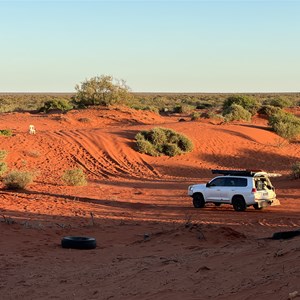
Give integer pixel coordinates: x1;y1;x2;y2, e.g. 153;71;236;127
0;0;299;92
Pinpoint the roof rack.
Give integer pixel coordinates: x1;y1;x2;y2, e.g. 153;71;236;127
211;169;263;177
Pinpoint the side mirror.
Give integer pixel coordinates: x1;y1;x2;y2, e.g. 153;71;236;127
206;182;211;187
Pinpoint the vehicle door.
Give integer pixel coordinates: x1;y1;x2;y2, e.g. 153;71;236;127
222;177;248;202
205;177;226;201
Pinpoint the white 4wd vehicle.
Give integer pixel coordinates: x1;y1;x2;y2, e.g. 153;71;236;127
188;170;280;212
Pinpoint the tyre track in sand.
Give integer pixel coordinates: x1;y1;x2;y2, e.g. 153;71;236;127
49;129;160;179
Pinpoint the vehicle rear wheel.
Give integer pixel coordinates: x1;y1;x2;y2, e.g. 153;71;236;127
192;193;205;208
253;204;263;210
232;197;247;212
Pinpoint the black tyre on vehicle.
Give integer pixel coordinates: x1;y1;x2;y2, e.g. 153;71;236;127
61;236;97;249
232;197;247;212
192;193;205;208
253;204;263;210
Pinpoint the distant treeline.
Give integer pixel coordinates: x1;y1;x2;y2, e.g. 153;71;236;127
0;92;299;113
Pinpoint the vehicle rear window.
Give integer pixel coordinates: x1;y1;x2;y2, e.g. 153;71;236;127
224;177;247;187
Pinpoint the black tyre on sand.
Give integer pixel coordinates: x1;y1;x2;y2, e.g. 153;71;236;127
61;236;97;249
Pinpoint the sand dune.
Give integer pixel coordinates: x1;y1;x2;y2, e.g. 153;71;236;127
0;107;299;299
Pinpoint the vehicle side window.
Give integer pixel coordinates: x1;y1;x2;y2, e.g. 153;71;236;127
209;178;226;186
224;178;247;187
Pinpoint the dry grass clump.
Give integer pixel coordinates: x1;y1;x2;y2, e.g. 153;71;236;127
0;129;12;137
24;150;41;158
0;162;8;176
136;127;194;157
62;168;87;186
2;170;34;189
0;150;8;176
78;117;91;123
0;150;8;160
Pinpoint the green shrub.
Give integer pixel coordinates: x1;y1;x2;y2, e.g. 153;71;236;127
62;168;87;186
0;150;8;161
0;162;8;176
134;137;160;156
40;98;73;113
130;105;159;114
268;111;300;140
173;105;193;114
135;127;193;157
264;97;292;108
196;102;213;109
223;104;252;122
223;95;259;115
258;105;282;116
162;143;181;157
2;170;34;189
191;112;201;121
0;129;12;137
291;162;300;179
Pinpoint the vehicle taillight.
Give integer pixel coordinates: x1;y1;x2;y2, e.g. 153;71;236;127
252;188;257;193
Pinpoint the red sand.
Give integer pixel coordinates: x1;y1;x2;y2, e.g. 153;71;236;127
0;107;299;299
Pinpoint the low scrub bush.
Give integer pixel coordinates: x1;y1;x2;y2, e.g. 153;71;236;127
2;170;34;189
223;95;260;115
264;97;292;108
291;162;300;179
191;112;201;121
173;105;193;114
131;105;159;114
135;127;193;157
258;105;282;116
0;162;8;176
268;111;300;141
196;102;213;109
0;150;8;160
223;104;252;122
62;168;87;186
0;129;13;137
40;98;73;113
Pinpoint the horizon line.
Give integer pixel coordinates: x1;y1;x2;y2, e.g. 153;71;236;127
1;91;300;94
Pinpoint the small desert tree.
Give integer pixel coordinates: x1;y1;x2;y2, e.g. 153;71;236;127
73;75;132;107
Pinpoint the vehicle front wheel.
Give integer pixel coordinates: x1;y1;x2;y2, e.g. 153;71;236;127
232;197;247;212
192;193;205;208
